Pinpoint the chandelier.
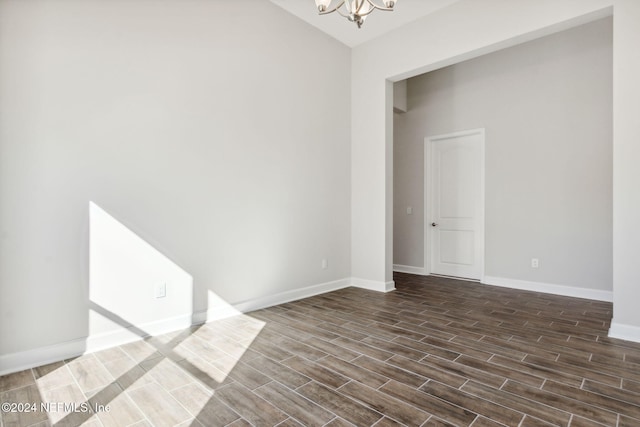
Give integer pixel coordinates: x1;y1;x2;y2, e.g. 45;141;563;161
314;0;398;29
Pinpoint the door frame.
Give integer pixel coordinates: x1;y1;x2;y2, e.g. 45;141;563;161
424;128;486;280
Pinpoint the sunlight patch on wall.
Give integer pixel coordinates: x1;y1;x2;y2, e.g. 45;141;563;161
88;202;193;346
204;290;242;321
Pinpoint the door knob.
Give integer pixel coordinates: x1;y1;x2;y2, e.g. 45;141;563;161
431;222;438;227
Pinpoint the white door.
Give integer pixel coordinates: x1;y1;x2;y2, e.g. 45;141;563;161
425;129;484;280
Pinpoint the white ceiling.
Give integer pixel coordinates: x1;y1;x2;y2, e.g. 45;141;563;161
270;0;461;47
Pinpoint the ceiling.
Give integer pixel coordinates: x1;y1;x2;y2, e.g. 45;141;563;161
270;0;461;48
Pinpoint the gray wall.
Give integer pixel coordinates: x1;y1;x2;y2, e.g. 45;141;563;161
0;0;351;356
394;17;612;291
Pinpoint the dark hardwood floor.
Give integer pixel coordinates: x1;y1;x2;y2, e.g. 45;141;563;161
2;273;640;426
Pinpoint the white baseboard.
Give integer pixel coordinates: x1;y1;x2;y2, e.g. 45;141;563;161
393;264;427;275
0;277;354;376
351;277;396;293
85;313;197;355
482;276;613;302
0;338;87;377
5;273;620;375
233;278;352;314
608;322;640;343
0;276;402;375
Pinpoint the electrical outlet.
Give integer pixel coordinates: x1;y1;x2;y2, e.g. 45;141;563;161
406;206;413;215
154;282;167;298
321;259;328;269
531;258;539;268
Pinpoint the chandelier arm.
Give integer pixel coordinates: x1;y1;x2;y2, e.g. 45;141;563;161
364;0;395;12
332;6;353;19
356;7;377;17
317;0;346;15
349;0;393;18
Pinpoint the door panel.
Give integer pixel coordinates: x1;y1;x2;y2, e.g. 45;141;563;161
439;147;475;219
426;130;484;280
439;230;475;266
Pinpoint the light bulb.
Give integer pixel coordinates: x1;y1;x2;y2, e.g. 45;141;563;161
315;0;332;12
